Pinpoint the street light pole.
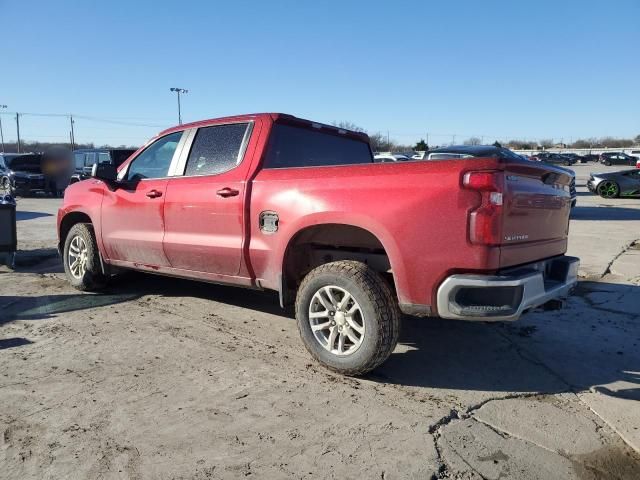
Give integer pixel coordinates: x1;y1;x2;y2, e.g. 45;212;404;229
15;113;21;153
169;87;188;125
0;105;6;153
70;115;75;151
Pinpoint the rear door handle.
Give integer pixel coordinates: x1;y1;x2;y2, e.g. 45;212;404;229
146;189;163;198
216;187;239;198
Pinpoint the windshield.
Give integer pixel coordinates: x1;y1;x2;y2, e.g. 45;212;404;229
5;154;43;173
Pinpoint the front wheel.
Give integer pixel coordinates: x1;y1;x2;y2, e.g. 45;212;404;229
598;181;619;199
63;223;108;291
0;176;14;195
295;261;400;376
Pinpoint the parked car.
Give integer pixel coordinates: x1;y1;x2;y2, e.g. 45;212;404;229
560;153;584;163
0;153;46;196
424;146;577;207
599;152;638;166
373;153;410;162
58;113;578;375
70;148;136;184
580;154;600;163
411;151;427;160
542;153;576;166
587;169;640;198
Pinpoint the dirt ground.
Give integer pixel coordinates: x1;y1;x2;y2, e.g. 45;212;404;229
1;164;640;479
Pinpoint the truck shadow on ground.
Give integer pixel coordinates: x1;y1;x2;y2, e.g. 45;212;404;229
373;281;640;401
570;205;640;221
16;211;54;221
0;292;143;325
2;270;638;401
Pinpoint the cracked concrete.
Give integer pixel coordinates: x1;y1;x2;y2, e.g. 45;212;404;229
2;163;640;479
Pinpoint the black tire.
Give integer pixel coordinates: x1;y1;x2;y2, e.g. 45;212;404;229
604;160;612;166
0;176;12;195
597;181;620;199
295;260;400;376
63;223;108;291
564;161;571;166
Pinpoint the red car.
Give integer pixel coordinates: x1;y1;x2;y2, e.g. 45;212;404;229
58;113;579;375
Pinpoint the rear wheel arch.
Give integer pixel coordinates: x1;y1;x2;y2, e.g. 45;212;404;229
280;223;398;307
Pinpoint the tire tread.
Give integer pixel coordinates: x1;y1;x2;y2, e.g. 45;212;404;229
295;260;400;376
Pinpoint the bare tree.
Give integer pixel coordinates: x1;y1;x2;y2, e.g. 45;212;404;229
331;121;365;133
464;137;481;146
539;139;554;149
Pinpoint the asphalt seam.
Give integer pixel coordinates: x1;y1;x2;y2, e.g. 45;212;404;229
601;238;640;278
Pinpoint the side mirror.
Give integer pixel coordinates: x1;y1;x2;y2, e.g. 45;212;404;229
91;162;117;182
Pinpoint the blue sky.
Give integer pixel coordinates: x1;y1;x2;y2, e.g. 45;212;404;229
1;0;638;147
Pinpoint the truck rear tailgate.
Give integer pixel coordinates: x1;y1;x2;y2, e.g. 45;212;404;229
499;161;573;267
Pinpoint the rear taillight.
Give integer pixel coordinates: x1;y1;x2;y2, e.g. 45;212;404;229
463;171;503;245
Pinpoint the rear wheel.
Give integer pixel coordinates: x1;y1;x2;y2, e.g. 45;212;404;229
604;160;612;166
63;223;108;291
598;181;619;199
295;260;400;376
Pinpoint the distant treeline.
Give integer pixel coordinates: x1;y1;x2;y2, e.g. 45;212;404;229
1;140;139;153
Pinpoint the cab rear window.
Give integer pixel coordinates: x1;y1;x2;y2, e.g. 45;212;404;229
263;124;372;168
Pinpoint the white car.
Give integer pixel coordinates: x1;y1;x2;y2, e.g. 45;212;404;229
374;154;410;163
426;152;474;160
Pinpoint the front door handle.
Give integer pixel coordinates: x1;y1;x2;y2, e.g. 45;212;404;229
216;187;239;198
146;189;163;198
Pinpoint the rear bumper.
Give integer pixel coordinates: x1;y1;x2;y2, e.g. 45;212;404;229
436;255;579;321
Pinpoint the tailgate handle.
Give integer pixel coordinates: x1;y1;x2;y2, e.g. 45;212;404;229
146;189;163;198
216;187;239;198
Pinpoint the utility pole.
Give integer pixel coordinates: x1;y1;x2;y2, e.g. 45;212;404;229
0;105;6;153
387;130;390;151
452;134;456;145
15;113;21;153
169;87;188;124
69;115;75;151
426;132;429;147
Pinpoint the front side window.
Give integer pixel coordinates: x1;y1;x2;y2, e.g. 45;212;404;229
263;123;373;169
74;153;85;170
127;132;182;181
98;152;111;163
85;152;97;168
184;123;249;176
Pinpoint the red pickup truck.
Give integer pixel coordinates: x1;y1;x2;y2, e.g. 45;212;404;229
58;113;579;375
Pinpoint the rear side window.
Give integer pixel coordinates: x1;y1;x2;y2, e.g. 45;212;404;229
98;152;111;163
263;124;372;168
185;123;249;176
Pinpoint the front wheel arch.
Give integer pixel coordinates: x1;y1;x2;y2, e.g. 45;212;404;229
59;212;93;252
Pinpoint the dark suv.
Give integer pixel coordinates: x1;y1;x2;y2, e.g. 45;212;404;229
0;153;46;196
70;148;136;184
599;152;638;166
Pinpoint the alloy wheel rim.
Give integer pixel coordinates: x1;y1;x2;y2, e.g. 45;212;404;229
68;235;88;279
600;182;618;198
308;285;365;356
